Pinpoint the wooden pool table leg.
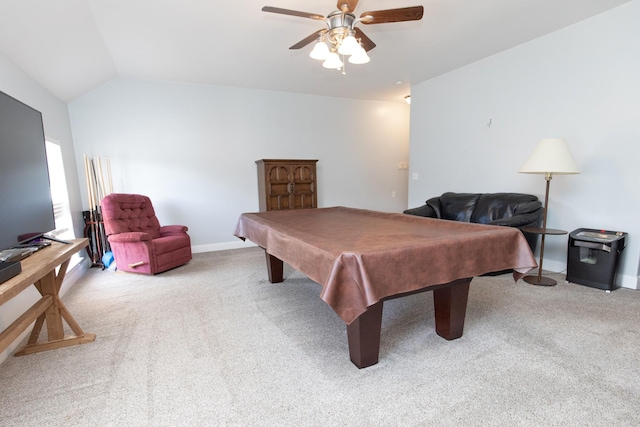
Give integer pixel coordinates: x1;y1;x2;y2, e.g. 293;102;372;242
265;252;284;283
346;278;471;368
433;277;471;340
346;301;383;369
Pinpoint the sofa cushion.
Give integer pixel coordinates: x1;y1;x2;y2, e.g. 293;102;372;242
439;193;481;222
471;193;541;224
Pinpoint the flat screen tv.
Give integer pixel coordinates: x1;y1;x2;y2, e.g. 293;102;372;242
0;90;56;252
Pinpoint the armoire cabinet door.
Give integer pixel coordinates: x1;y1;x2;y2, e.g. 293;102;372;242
289;164;315;209
256;159;318;212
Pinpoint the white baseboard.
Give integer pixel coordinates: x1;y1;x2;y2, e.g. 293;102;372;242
59;255;92;297
191;240;257;254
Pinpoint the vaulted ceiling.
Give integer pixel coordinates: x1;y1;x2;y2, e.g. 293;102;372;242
0;0;631;103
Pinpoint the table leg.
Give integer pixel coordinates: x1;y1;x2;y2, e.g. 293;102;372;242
433;278;471;340
12;258;96;356
346;301;383;369
265;252;283;283
39;270;65;341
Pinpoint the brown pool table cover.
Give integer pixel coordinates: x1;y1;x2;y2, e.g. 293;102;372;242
234;206;537;324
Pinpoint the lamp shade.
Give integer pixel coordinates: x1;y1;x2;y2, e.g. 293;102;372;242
322;51;343;69
519;138;580;175
310;41;329;60
338;34;359;56
348;46;370;64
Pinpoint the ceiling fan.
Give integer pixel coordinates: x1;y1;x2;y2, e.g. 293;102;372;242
262;1;424;70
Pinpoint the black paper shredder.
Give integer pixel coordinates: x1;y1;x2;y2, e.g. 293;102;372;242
566;228;627;291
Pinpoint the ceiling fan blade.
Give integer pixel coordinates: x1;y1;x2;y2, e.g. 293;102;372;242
289;30;327;50
360;6;424;24
336;0;359;12
261;6;325;21
354;28;376;52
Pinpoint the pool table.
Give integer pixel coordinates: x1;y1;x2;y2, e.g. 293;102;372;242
234;206;536;368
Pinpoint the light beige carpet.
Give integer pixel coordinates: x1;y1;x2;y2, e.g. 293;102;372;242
0;247;638;426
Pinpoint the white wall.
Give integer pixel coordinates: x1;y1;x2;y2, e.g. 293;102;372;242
408;1;640;289
0;52;88;362
68;77;410;252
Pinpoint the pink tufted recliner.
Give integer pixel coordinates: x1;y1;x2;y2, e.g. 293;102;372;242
100;193;192;274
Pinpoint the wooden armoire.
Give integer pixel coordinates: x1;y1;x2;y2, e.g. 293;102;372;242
256;159;318;212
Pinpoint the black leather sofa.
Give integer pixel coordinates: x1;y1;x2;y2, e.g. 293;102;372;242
403;192;543;254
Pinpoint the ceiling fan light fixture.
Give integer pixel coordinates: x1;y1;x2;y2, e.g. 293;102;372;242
337;33;359;56
322;51;343;69
310;40;330;60
261;2;424;72
348;44;370;64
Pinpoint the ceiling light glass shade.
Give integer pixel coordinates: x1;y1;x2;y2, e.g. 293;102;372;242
519;138;580;175
309;41;330;60
348;46;370;64
338;34;359;56
404;95;411;105
322;51;343;69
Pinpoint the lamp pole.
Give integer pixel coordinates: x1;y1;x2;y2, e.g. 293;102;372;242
519;138;579;287
536;173;552;284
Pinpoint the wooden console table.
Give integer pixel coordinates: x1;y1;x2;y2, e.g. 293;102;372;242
0;239;96;356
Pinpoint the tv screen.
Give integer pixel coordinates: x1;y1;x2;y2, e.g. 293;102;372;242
0;90;56;252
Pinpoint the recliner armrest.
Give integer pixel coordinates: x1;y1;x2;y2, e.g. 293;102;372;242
108;232;152;243
159;225;189;236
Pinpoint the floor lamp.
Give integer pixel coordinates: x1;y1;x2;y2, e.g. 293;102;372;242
519;138;580;286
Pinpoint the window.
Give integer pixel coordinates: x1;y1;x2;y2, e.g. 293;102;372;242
45;140;85;270
45;140;74;241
